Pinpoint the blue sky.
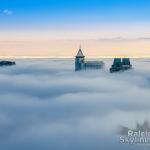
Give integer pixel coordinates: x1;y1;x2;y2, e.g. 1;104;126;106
0;0;150;30
0;0;150;57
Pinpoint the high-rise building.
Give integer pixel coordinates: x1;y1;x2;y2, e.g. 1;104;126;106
75;47;104;71
75;47;85;71
110;58;132;73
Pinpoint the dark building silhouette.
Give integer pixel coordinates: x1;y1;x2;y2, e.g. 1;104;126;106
0;61;16;67
75;48;85;71
75;46;104;71
110;58;132;73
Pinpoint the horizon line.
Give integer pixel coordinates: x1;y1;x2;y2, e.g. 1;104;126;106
0;55;150;59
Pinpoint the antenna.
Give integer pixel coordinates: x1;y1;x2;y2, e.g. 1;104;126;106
79;44;82;50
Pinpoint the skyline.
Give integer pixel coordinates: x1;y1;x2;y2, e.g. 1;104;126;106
1;0;150;57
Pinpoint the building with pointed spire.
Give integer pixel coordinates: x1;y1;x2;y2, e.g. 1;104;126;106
75;47;85;71
75;46;104;71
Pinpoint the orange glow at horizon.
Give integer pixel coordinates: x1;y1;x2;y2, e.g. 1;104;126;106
0;39;150;58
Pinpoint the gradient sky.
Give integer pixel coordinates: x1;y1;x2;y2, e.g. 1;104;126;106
0;0;150;57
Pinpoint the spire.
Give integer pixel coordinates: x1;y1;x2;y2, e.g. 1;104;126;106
79;44;82;50
76;45;84;57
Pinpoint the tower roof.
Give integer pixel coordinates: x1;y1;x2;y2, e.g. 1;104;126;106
76;46;84;57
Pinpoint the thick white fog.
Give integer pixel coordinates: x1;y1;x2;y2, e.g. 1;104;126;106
0;58;150;150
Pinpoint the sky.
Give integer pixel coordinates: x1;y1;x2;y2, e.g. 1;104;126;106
0;59;150;150
1;0;150;57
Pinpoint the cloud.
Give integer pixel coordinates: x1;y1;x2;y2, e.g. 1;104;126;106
0;59;149;150
97;37;150;42
2;9;13;15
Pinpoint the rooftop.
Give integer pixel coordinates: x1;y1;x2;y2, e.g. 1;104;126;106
76;47;84;57
85;61;104;65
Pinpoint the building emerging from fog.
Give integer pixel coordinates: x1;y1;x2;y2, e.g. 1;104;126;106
110;58;132;73
75;47;104;71
0;61;16;67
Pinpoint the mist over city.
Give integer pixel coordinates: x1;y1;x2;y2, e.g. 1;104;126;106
0;59;149;149
1;0;150;150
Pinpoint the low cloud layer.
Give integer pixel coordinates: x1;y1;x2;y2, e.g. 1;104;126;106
0;59;150;150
